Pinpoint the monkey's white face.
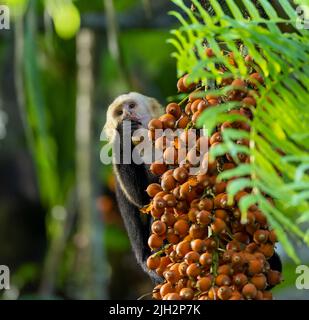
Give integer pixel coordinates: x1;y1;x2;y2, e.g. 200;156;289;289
104;92;162;142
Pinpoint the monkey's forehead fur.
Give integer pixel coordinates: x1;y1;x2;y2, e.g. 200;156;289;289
104;92;163;142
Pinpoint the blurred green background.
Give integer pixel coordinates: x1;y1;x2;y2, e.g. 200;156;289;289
0;0;308;299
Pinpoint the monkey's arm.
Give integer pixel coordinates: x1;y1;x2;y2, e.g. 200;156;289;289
114;161;150;208
115;182;162;284
114;121;162;283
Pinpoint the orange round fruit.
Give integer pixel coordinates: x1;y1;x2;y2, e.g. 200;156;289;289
150;162;168;176
242;283;257;299
197;276;212;292
160;114;176;129
179;287;194;300
148;234;163;249
166;103;182;119
151;220;167;236
146;255;161;270
146;183;162;198
148;119;163;130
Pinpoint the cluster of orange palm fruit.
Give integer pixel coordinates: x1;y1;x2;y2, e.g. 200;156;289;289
143;48;282;300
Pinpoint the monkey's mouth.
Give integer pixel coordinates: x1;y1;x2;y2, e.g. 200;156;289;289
130;119;142;126
132;121;143;131
123;113;139;122
124;115;143;127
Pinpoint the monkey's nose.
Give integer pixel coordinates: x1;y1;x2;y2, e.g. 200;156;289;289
122;108;131;119
123;108;139;122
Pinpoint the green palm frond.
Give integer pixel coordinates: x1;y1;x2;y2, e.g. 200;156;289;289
169;0;309;262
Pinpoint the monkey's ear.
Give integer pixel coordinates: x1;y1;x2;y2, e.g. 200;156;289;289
148;97;163;118
103;120;115;143
104;101;119;142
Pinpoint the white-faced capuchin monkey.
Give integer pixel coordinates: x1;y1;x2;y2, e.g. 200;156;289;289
104;92;164;283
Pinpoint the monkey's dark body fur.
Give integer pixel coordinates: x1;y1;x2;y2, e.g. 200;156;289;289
114;121;163;283
113;121;282;286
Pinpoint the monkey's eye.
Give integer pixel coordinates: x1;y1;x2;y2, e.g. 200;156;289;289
116;110;123;116
129;102;136;109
